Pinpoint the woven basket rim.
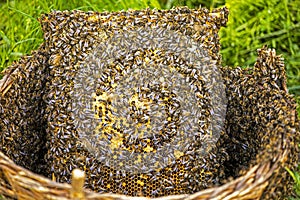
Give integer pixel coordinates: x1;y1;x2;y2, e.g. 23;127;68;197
0;150;284;200
0;63;294;200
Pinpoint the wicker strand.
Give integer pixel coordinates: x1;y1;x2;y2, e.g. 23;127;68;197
0;150;279;200
71;169;86;199
0;49;297;199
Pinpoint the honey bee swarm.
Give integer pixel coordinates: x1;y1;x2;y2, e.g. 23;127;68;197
0;46;49;175
40;7;229;197
221;47;299;199
0;5;298;200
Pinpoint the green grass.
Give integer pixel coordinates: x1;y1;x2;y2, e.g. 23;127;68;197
163;0;300;105
0;0;162;73
0;0;299;199
286;165;300;199
220;0;300;98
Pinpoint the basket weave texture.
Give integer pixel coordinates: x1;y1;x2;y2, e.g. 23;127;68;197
0;7;299;200
0;47;299;200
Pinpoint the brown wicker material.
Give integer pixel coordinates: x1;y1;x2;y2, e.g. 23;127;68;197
0;6;299;200
0;150;282;199
0;46;299;200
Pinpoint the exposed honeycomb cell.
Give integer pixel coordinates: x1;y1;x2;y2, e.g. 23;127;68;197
0;5;298;200
38;7;229;197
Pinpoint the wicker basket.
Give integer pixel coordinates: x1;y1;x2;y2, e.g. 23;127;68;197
0;150;274;200
0;45;299;200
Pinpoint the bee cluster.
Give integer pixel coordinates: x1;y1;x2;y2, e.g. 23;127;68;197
40;7;229;197
0;46;49;175
0;6;299;199
220;47;300;198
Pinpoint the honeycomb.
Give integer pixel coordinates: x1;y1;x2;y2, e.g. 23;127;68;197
39;7;229;197
1;6;299;200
